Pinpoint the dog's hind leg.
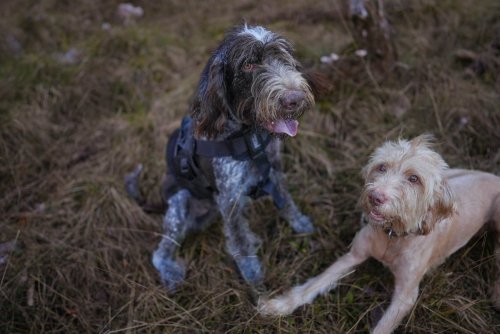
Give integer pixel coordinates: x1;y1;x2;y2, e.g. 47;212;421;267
152;189;215;291
372;267;424;334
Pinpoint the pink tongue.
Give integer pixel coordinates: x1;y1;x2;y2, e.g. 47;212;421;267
270;119;299;137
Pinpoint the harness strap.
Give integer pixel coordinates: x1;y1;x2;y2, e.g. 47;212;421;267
195;128;271;161
194;125;286;208
168;116;285;208
166;118;215;200
255;175;286;209
195;139;234;157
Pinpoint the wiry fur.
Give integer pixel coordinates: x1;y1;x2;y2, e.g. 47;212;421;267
191;24;314;139
360;134;456;235
259;135;500;334
152;25;316;292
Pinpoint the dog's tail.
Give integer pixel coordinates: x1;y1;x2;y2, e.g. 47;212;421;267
124;163;166;214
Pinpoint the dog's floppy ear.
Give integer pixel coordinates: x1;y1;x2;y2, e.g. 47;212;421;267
192;54;232;138
361;164;370;181
410;134;435;150
300;68;331;99
421;180;456;235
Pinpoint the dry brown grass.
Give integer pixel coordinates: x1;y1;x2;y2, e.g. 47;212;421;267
1;0;499;333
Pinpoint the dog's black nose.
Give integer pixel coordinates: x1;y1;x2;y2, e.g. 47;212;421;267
281;90;305;109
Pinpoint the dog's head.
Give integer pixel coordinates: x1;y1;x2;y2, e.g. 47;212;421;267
361;135;456;235
191;24;315;139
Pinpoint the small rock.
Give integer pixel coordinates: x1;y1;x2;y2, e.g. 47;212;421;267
101;22;112;31
55;48;82;65
117;3;144;25
355;49;368;57
320;53;340;64
320;55;333;64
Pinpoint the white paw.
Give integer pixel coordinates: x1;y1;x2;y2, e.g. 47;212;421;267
258;296;295;316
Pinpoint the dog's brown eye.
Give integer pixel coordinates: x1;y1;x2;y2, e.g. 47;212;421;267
408;175;419;183
242;63;256;72
378;164;386;173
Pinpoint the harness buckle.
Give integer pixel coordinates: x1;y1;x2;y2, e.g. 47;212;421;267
244;130;268;159
179;157;190;176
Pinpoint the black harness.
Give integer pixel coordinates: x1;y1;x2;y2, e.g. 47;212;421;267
164;116;285;209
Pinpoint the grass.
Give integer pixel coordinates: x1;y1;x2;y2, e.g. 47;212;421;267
1;0;499;333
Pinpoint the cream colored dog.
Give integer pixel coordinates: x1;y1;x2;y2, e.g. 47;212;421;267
259;135;500;334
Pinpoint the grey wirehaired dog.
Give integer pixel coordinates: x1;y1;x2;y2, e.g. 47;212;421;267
136;24;320;291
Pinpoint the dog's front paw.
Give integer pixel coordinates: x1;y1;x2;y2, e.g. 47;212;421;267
258;296;295;316
152;252;186;292
235;256;263;286
289;213;314;234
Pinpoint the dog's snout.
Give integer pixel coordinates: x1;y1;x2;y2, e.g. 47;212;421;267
281;90;305;109
369;190;387;206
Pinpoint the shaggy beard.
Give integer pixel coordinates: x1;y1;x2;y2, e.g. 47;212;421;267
360;185;428;234
251;63;313;126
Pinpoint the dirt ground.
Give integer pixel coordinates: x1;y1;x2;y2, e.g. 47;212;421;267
1;0;499;333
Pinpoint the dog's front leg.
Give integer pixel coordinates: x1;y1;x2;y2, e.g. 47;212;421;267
270;169;314;234
259;227;372;315
217;194;263;286
266;139;314;234
213;158;264;286
276;182;314;234
371;272;422;334
259;250;366;315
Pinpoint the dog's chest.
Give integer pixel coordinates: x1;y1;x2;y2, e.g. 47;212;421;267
212;157;263;195
374;235;433;270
